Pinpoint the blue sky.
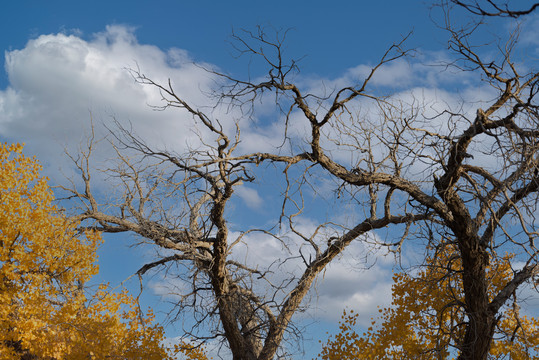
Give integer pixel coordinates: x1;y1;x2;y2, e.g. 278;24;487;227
1;1;538;358
0;0;445;86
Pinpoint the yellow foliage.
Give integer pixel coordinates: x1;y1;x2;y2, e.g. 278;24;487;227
0;143;206;359
175;341;213;360
318;245;539;359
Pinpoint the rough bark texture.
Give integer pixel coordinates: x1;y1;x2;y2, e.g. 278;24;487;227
63;3;538;358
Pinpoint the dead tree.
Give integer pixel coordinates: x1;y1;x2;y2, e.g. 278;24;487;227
63;4;538;360
448;0;539;17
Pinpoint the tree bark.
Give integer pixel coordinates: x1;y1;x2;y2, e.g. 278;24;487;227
457;244;496;360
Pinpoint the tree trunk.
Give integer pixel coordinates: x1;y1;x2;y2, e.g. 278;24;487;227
457;242;496;360
458;310;496;360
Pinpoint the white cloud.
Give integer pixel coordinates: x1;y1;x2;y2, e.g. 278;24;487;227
511;13;539;48
0;26;223;183
308;243;395;326
347;60;414;88
226;219;397;326
0;24;484;191
234;185;264;210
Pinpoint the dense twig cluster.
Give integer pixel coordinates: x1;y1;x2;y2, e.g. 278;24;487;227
63;2;538;359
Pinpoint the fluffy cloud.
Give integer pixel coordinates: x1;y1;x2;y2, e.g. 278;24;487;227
307;243;395;325
0;26;285;184
234;185;265;210
0;28;160;173
224;217;398;326
0;24;491;189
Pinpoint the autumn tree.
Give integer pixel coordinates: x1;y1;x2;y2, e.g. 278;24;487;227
318;242;539;359
0;142;177;359
62;1;539;359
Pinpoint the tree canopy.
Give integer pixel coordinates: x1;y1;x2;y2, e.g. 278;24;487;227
318;243;539;359
0;143;174;359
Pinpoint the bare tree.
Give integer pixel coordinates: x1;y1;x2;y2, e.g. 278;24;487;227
63;4;538;360
448;0;539;18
